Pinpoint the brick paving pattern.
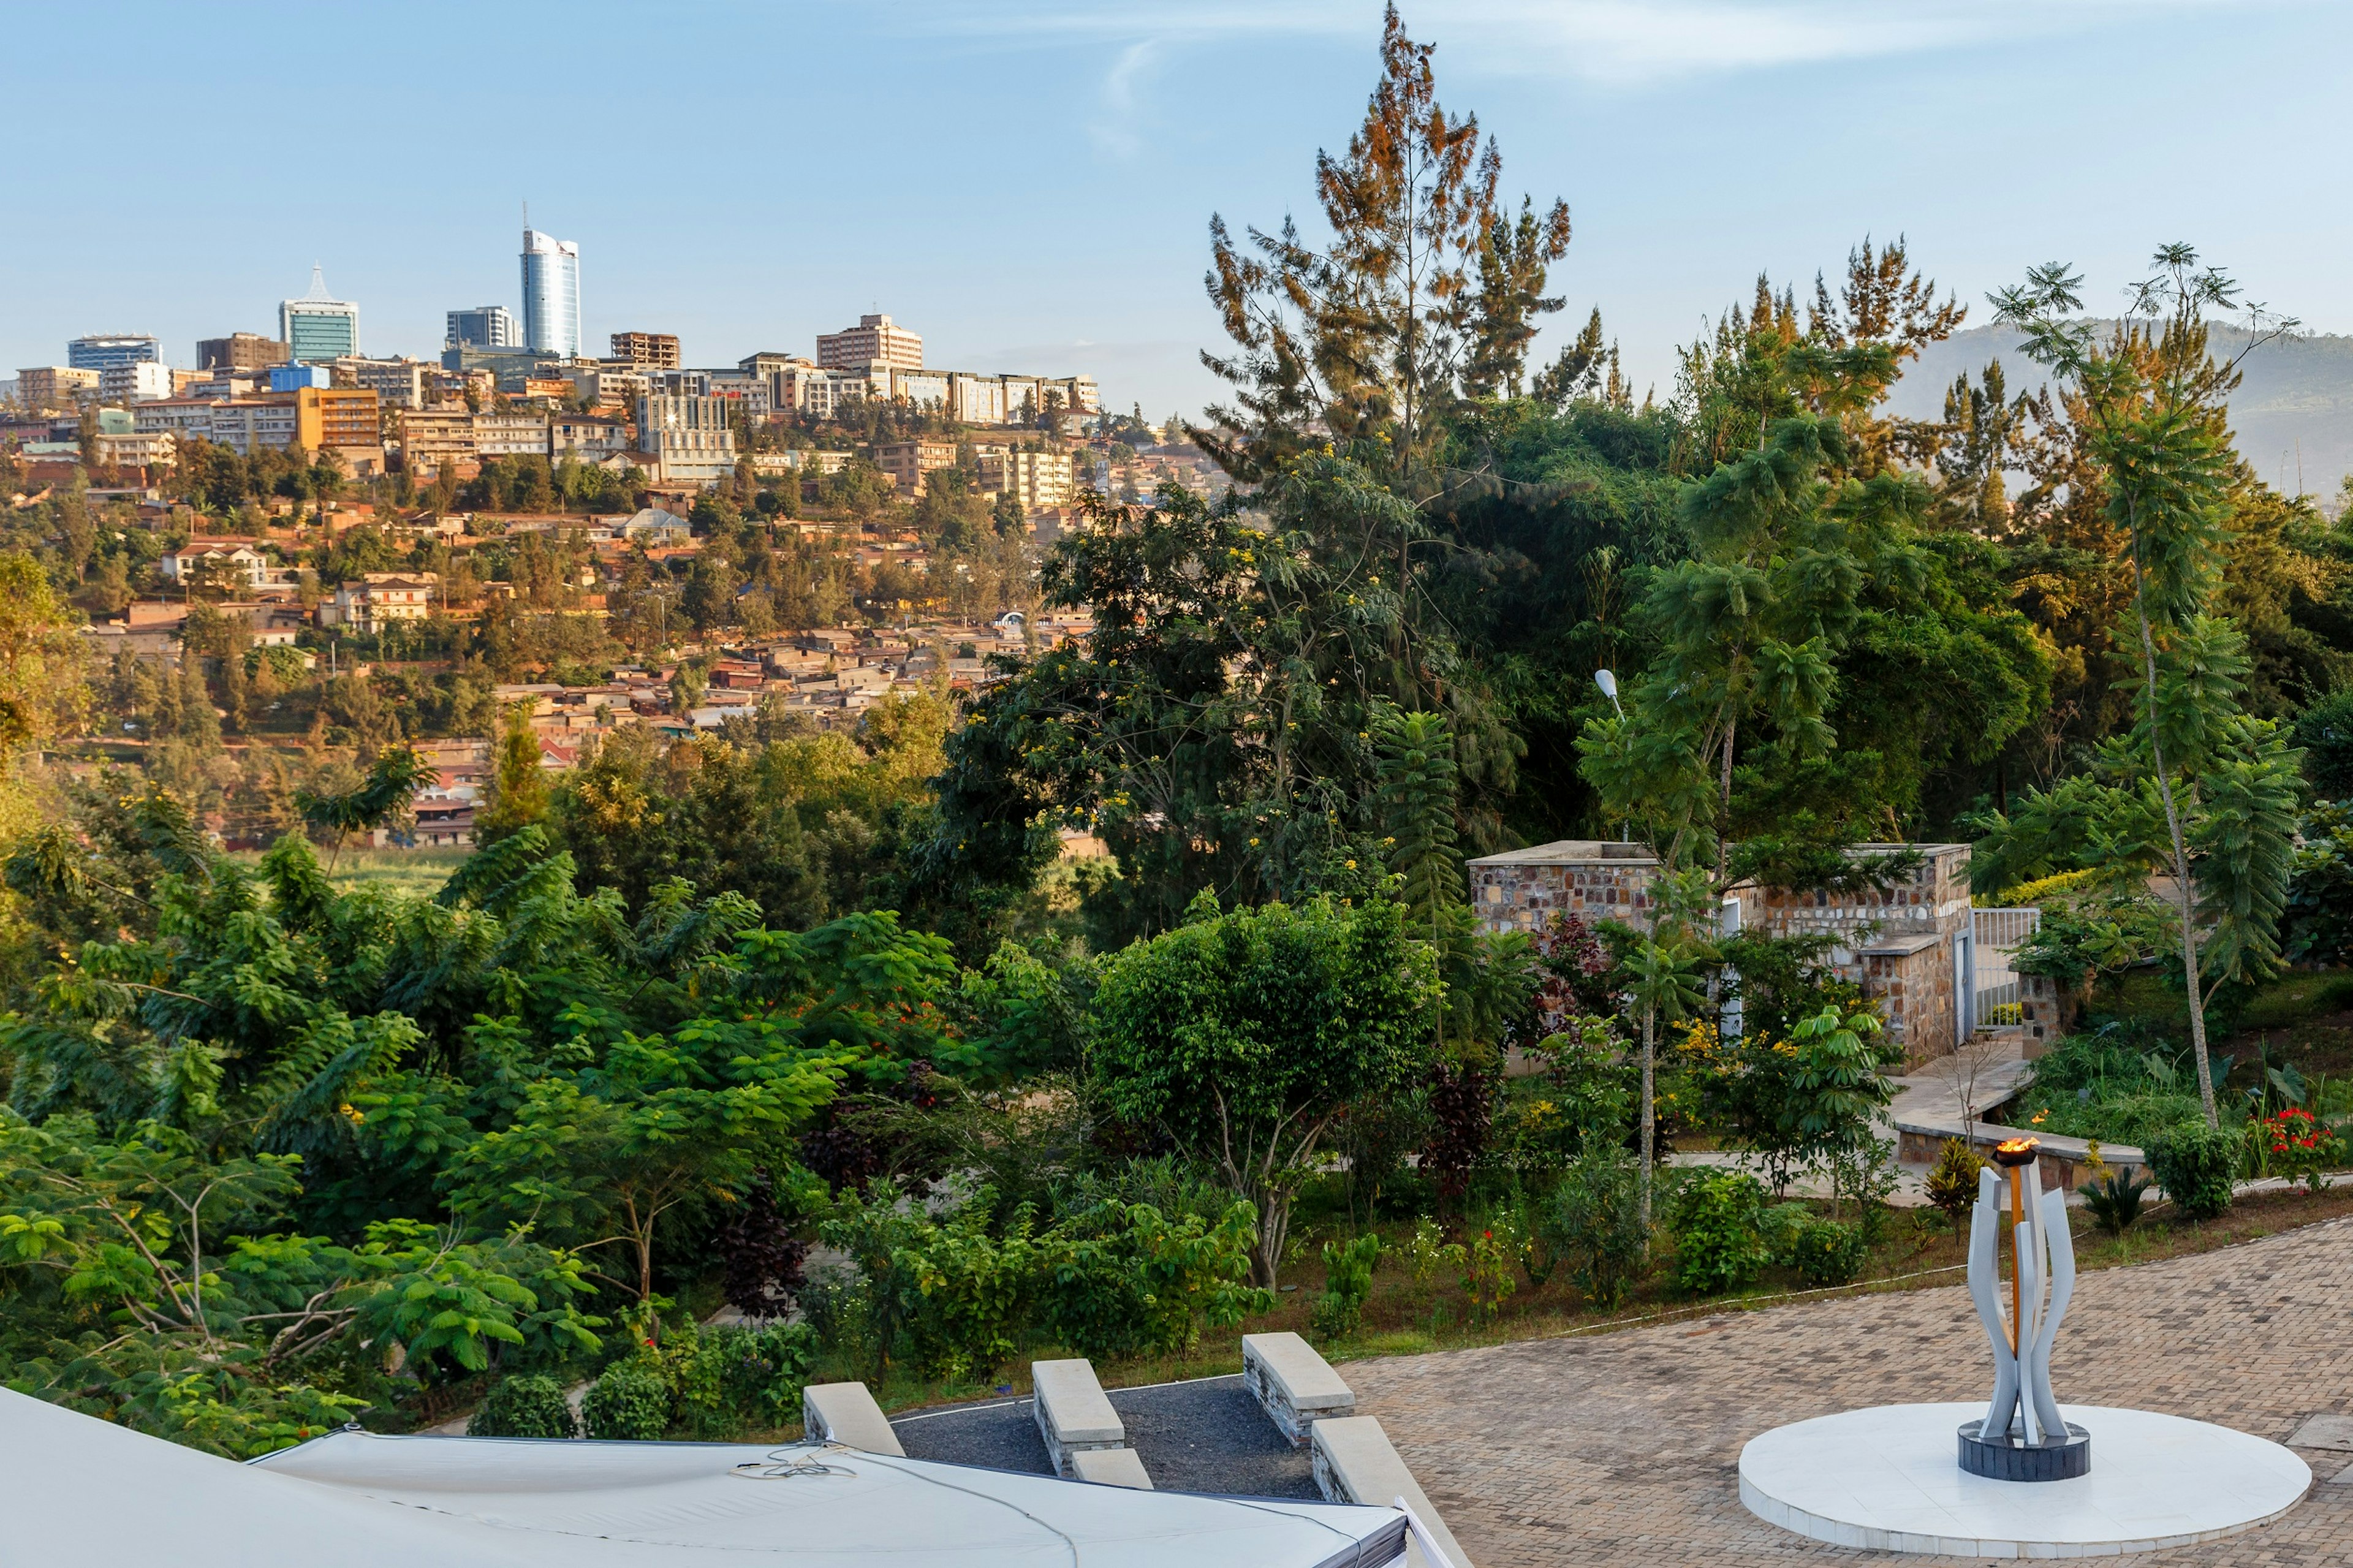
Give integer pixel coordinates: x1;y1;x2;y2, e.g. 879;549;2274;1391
1345;1216;2353;1565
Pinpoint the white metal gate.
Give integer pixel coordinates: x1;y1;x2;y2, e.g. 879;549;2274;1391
1969;907;2040;1029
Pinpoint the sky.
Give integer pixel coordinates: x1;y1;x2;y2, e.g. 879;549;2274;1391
5;1;2348;420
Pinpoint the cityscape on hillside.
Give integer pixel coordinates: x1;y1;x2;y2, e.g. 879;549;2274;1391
1;224;1231;847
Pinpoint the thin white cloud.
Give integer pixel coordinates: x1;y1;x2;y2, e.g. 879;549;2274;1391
1091;39;1161;157
925;1;2304;87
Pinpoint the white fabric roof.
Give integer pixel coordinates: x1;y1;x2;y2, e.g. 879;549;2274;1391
0;1388;1406;1568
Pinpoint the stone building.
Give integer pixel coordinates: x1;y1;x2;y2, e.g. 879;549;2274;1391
1468;839;2012;1064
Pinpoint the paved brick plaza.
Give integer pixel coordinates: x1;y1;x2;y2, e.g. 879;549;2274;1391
1346;1216;2353;1566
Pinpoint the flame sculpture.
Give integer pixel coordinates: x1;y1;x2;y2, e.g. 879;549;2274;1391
1961;1137;2088;1478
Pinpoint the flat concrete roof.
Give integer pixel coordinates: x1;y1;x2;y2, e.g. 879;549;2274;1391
1468;840;1972;868
1467;839;1658;866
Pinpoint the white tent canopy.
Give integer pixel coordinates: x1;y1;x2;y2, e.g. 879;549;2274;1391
0;1388;1408;1568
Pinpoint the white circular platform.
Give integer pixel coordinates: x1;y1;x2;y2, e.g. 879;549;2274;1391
1739;1403;2309;1558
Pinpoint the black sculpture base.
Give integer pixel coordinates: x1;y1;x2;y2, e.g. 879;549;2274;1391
1958;1418;2091;1482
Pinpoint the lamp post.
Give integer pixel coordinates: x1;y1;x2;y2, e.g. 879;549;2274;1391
1595;669;1627;841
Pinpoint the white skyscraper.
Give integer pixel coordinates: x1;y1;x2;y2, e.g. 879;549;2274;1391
520;228;580;358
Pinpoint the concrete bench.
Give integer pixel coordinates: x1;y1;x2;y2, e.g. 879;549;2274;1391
1031;1358;1126;1478
1243;1331;1355;1445
1070;1446;1153;1489
800;1382;905;1455
1311;1415;1469;1568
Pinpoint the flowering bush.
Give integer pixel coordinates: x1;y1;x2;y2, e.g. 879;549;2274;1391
1458;1223;1520;1322
2259;1107;2343;1193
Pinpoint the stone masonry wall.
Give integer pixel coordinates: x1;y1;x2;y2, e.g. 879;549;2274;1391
1471;842;1979;1061
1862;941;1957;1065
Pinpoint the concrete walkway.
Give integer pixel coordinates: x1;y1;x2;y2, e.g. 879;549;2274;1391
1343;1214;2353;1566
1666;1047;2039;1206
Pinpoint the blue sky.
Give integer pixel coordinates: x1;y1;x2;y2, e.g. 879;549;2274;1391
5;1;2346;419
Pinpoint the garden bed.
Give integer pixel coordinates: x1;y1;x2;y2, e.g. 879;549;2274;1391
830;1174;2353;1425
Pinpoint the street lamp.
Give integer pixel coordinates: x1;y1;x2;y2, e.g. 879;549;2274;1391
1596;669;1627;841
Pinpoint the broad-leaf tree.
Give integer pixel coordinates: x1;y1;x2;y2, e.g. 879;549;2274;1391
1088;892;1438;1286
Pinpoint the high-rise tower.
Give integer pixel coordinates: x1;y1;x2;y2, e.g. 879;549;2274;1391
520;227;581;358
280;265;359;363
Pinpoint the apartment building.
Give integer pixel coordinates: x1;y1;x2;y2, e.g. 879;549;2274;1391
132;398;221;439
892;368;950;408
551;413;629;462
947;373;1009;426
161;540;279;589
92;430;178;469
976;447;1076;512
333;357;434;409
188;373;262;400
635;393;737;485
99;362;175;403
15;366;100;411
705;369;771;418
767;361;860;419
567;365;649;412
939;371;1099;427
873;438;957;498
472;409;551;460
197;333;289;371
610;331;680;370
398;407;477;479
294;387;384;473
320;573;438;634
817;312;922;371
205;398;301;455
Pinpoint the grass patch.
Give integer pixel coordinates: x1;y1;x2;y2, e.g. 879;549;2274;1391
231;845;474;900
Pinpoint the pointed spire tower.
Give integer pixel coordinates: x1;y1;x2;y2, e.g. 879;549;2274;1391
281;263;358;362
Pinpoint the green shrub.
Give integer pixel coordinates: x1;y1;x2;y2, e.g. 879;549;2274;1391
1757;1200;1813;1266
2146;1120;2238;1220
1042;1199;1272;1360
1539;1135;1648;1309
1670;1170;1770;1296
1789;1217;1868;1286
468;1373;578;1439
1923;1138;1984;1231
896;1203;1042;1384
581;1360;670;1441
797;1266;879;1378
721;1322;819;1427
1308;1233;1382;1342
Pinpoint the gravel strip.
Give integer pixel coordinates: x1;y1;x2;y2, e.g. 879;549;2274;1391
890;1374;1318;1499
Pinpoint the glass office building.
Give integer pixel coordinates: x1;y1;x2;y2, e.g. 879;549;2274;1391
520;230;580;358
280;266;359;363
446;305;521;349
67;334;161;372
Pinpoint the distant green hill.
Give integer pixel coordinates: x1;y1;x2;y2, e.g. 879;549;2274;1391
1887;322;2353;504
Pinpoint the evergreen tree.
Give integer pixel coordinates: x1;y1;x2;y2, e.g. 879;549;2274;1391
477;702;549;845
